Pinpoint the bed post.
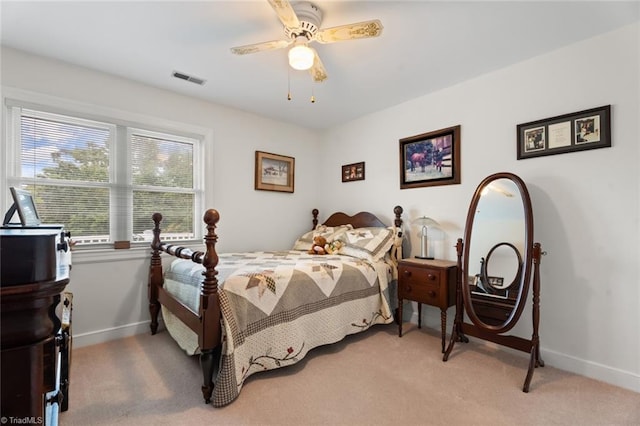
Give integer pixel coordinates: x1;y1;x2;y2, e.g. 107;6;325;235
391;205;404;262
148;213;163;335
393;205;403;236
312;208;319;230
199;209;221;404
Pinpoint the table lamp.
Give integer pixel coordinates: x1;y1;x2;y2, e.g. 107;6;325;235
412;216;440;259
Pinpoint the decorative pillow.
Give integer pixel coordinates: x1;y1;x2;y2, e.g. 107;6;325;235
292;224;353;251
337;227;396;262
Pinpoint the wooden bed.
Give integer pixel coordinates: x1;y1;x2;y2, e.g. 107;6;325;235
148;206;404;406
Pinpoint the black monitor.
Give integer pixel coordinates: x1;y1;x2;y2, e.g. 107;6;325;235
3;187;41;226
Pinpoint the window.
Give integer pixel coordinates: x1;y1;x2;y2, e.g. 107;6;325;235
5;105;203;247
130;130;196;242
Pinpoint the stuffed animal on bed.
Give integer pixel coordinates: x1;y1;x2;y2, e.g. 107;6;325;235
324;240;344;255
308;235;328;255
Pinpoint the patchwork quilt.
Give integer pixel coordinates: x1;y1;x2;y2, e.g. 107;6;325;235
162;250;396;407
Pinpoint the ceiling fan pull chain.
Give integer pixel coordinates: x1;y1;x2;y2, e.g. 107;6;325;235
287;66;292;101
310;86;315;103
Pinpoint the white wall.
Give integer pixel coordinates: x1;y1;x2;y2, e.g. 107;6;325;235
319;23;640;393
1;47;322;346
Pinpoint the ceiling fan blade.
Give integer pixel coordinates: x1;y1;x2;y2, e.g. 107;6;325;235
315;19;384;44
309;48;328;83
267;0;300;30
230;39;292;55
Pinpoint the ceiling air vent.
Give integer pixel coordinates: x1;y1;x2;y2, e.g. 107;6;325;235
172;71;206;86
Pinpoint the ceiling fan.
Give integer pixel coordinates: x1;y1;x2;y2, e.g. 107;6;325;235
230;0;384;83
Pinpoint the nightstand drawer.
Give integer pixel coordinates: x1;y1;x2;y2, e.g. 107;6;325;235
398;265;444;307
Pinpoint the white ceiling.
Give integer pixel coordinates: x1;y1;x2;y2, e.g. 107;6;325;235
1;1;638;130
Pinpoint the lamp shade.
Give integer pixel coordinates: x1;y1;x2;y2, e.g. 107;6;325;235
288;39;314;71
411;216;440;229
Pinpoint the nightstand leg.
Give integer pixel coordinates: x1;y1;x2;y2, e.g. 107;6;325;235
418;303;422;328
440;309;446;353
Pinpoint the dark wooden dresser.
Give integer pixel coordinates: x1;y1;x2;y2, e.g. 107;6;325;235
1;227;71;424
397;258;457;352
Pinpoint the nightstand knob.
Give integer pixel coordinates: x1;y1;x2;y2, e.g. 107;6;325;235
428;274;436;281
428;290;436;298
405;285;412;292
403;270;412;277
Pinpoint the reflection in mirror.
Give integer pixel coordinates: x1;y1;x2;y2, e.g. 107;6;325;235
481;242;522;291
467;178;526;325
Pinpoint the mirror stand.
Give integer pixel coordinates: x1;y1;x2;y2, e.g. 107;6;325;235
443;239;545;392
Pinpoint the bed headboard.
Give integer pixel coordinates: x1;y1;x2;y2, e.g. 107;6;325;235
312;206;404;231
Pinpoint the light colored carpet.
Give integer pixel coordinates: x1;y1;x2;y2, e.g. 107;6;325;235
60;323;640;425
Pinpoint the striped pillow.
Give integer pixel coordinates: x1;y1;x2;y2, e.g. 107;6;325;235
337;227;395;262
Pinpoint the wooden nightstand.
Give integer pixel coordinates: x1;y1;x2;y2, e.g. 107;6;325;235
397;258;458;352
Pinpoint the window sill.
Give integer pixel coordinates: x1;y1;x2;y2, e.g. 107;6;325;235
71;240;203;264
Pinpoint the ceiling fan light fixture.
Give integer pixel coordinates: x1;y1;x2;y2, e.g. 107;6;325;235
230;1;383;82
288;43;314;71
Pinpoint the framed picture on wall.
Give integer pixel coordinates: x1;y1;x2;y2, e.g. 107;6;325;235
399;125;461;189
342;162;365;182
254;151;295;193
517;105;611;160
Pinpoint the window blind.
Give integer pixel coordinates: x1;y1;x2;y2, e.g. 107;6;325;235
19;111;112;241
8;107;201;246
130;133;195;240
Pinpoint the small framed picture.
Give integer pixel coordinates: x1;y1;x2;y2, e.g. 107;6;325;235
517;105;611;160
255;151;295;193
342;162;365;182
487;276;505;288
523;126;546;153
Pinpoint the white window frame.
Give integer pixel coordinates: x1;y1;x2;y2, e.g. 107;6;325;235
1;87;208;259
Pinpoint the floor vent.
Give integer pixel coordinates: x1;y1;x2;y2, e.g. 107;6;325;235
172;71;206;86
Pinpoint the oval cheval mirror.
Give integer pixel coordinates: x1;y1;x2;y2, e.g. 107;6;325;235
443;172;545;392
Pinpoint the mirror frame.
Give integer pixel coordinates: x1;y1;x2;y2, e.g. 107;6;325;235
444;172;544;393
462;172;533;334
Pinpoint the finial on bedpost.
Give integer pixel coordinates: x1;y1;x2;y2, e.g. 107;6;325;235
152;212;163;250
393;206;403;236
203;209;219;228
312;208;319;230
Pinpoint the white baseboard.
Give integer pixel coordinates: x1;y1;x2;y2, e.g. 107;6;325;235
542;348;640;394
411;311;640;394
72;319;164;348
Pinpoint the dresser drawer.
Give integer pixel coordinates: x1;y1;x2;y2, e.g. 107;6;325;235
398;264;445;307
